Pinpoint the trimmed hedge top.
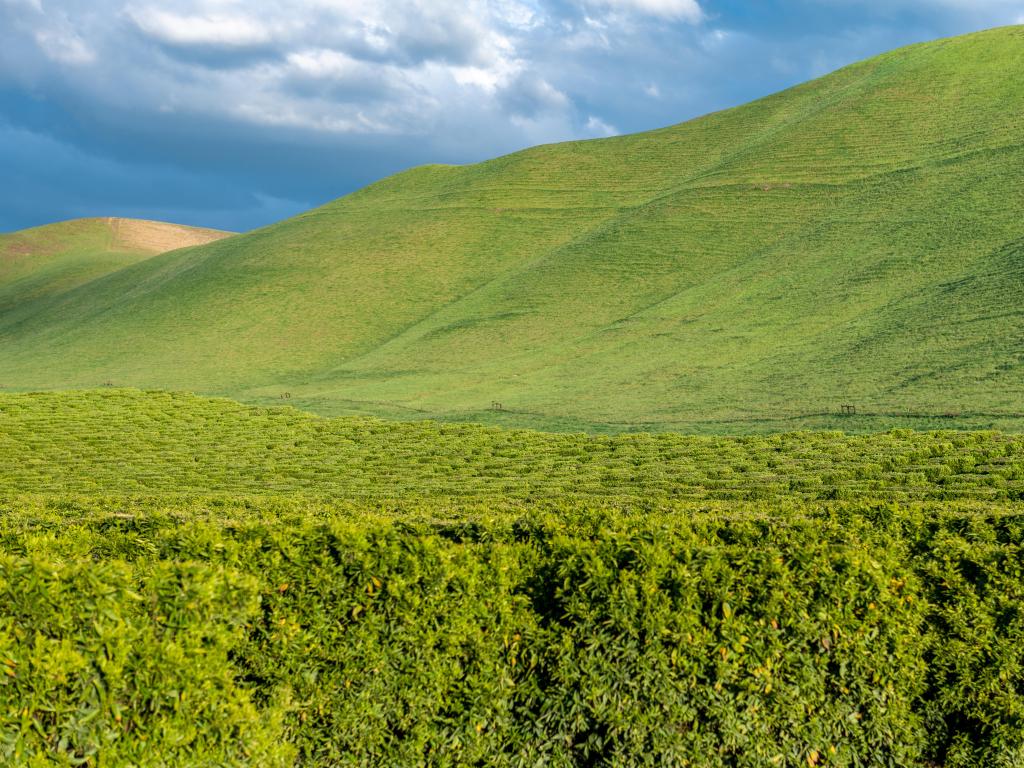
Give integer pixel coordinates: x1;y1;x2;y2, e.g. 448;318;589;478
0;390;1022;500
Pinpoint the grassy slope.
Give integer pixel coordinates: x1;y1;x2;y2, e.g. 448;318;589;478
0;217;232;331
0;28;1021;431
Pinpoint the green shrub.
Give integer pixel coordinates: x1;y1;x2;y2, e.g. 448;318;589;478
0;554;293;767
4;499;1023;765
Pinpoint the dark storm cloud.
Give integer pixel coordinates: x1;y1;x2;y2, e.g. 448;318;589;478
0;0;1021;232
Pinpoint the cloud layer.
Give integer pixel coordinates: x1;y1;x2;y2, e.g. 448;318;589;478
0;0;1020;231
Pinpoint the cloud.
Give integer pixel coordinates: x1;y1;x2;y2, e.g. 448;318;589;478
127;7;274;48
595;0;703;21
34;25;96;65
501;72;570;116
283;48;404;104
0;0;717;163
584;115;617;136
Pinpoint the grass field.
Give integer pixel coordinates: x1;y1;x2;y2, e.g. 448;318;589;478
0;27;1021;432
1;390;1023;766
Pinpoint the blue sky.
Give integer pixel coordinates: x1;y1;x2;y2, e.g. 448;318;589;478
1;0;1022;232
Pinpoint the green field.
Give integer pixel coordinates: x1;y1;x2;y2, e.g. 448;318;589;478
1;389;1023;501
1;390;1023;766
1;27;1022;432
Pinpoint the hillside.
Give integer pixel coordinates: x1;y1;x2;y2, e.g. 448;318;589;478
0;27;1021;431
0;217;231;325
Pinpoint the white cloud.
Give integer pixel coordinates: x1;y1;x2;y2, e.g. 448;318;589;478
585;115;618;136
34;24;96;64
126;7;274;47
5;0;709;148
493;0;543;29
286;49;364;79
450;63;519;92
232;102;387;133
703;28;729;45
79;1;538;138
595;0;703;21
35;32;93;64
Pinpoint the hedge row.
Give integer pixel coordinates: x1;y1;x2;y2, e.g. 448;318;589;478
2;390;1024;501
1;498;1022;766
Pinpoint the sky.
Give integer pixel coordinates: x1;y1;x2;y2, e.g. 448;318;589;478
1;0;1022;233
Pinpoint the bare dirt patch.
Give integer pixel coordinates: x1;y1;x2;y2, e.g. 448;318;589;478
107;218;233;255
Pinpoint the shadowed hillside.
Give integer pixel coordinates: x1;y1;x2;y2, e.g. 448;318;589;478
0;27;1021;432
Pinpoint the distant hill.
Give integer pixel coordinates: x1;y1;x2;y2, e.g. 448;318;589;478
0;27;1022;433
0;217;231;319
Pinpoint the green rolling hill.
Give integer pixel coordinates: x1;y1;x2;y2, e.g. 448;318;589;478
0;217;231;332
0;26;1022;432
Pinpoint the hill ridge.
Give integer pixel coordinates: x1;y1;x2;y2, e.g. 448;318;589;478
0;26;1022;433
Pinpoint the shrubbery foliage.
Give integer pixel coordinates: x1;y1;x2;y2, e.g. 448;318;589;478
2;498;1022;766
0;391;1022;502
